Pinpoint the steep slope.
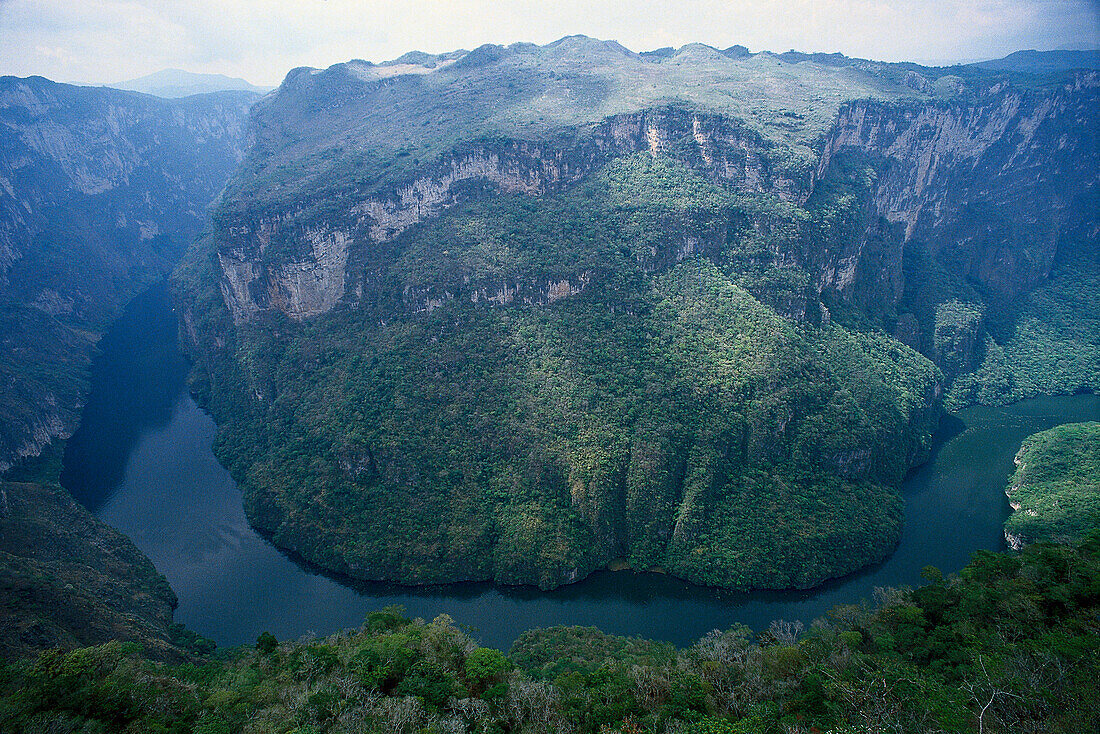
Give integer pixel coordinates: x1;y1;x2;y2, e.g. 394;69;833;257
0;76;256;470
2;537;1097;733
175;37;1095;591
1004;422;1100;549
812;76;1099;368
0;479;181;661
0;445;182;661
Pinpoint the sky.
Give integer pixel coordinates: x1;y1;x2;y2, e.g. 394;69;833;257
1;0;1098;87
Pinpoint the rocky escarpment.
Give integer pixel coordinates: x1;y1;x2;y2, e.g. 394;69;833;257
204;35;933;328
0;76;256;470
177;107;945;593
811;73;1100;356
213;69;1099;340
215;108;808;322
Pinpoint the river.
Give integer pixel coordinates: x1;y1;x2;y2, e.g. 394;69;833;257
60;284;1100;650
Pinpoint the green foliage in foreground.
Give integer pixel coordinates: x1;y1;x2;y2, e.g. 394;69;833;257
2;537;1098;733
1005;422;1100;547
177;155;940;592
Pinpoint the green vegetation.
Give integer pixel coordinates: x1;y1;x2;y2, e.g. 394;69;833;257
0;472;182;662
234;37;935;210
933;300;985;380
177;154;941;591
2;536;1097;733
946;253;1100;409
178;36;1100;595
3;42;1096;733
1004;422;1100;547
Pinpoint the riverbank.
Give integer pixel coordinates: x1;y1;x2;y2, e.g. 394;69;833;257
58;284;1100;649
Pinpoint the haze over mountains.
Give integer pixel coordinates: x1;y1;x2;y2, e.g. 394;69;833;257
90;44;1100;101
104;68;272;98
0;77;257;471
973;48;1100;73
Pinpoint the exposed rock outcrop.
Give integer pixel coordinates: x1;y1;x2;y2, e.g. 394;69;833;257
173;42;1094;593
215;108;808;322
213;70;1098;338
812;74;1100;332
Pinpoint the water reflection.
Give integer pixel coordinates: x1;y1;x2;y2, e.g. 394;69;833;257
62;284;1100;649
61;285;190;511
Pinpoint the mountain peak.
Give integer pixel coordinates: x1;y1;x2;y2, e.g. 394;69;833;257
545;35;638;59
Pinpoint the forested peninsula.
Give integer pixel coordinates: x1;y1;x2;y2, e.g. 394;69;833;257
174;38;1097;590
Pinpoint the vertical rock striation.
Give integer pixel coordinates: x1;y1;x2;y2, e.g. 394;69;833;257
812;73;1099;341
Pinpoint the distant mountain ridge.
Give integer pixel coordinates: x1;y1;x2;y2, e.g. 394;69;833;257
973;49;1100;74
97;48;1100;102
315;41;1100;82
107;68;271;98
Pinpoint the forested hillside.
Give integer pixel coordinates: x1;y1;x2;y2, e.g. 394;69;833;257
1004;422;1100;549
5;400;1098;731
0;34;1095;733
2;533;1096;733
0;446;193;663
177;148;941;591
175;38;1098;591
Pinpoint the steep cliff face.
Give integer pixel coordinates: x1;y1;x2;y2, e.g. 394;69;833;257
0;76;256;470
211;66;1098;338
811;73;1099;350
205;35;925;327
215;108;808;322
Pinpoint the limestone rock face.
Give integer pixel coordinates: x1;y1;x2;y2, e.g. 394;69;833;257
812;74;1099;324
214;108;806;323
0;76;255;470
173;42;1095;592
211;62;1097;341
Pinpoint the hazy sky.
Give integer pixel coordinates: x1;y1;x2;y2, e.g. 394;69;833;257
2;0;1098;86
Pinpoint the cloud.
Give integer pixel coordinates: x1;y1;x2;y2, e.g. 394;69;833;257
1;0;1097;86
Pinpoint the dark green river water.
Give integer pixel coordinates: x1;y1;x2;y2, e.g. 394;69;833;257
61;284;1100;650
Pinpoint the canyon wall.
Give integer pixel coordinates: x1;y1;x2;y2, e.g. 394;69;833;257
812;72;1099;343
0;76;256;470
214;108;808;322
210;72;1099;355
